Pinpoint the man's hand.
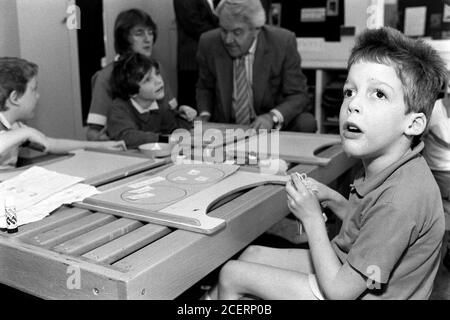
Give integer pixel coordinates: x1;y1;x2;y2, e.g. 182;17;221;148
251;113;273;130
178;105;198;122
194;113;211;122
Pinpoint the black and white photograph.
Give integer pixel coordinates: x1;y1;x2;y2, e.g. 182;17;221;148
0;0;448;308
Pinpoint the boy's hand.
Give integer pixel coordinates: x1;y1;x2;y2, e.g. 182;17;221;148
178;105;198;122
98;140;127;151
285;173;323;225
20;126;50;152
304;177;333;203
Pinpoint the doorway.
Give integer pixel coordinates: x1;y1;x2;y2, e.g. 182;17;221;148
75;0;105;124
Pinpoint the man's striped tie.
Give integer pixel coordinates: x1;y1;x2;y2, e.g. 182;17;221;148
233;57;251;125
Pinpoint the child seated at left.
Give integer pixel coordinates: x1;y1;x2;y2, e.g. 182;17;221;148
0;57;126;169
107;53;197;149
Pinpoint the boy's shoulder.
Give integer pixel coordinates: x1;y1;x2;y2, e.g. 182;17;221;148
375;153;442;221
386;153;437;187
356;145;442;220
111;97;132;110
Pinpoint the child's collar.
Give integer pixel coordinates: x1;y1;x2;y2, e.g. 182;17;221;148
130;98;159;114
0;112;13;130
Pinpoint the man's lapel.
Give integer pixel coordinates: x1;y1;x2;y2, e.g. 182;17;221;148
252;28;271;114
216;44;233;122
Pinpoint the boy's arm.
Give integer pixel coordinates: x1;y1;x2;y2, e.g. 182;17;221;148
46;138;126;153
0;126;49;153
304;217;368;299
287;176;367;299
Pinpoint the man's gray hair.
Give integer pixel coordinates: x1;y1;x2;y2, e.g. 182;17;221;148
216;0;266;28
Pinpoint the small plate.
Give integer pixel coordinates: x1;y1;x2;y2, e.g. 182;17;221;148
138;143;173;158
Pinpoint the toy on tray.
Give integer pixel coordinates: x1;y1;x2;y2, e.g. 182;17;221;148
290;172;327;235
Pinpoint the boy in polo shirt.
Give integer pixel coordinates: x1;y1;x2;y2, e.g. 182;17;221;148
0;57;126;169
207;27;447;300
107;53;196;149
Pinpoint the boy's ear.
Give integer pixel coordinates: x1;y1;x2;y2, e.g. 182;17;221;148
404;112;426;136
7;90;21;106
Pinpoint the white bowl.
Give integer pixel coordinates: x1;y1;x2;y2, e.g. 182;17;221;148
138;142;173;158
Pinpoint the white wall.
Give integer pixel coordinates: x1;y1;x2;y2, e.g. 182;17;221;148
345;0;375;36
16;0;84;139
0;0;20;57
143;0;178;97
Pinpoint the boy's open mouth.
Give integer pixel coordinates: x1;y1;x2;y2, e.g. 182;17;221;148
344;121;362;133
342;122;363;140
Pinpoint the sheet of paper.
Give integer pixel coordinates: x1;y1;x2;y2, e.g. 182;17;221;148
0;183;100;228
300;7;326;22
297;38;325;52
404;6;427;37
444;4;450;23
0;166;83;211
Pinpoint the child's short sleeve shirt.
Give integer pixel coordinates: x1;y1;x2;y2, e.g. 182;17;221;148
331;142;445;299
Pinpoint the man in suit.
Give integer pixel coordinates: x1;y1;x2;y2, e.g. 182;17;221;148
173;0;219;108
196;0;316;131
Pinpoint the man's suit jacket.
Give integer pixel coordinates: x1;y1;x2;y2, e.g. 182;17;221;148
196;25;310;125
174;0;218;72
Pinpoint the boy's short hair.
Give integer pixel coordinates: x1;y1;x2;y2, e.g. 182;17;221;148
114;8;158;56
0;57;38;111
111;53;160;100
348;27;447;122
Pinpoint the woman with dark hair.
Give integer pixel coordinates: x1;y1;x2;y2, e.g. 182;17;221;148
113;8;158;57
86;8;190;141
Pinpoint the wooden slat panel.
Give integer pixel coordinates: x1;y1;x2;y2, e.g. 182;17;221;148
13;207;91;241
52;218;144;256
114;185;289;298
30;213;116;248
0;238;127;299
82;224;170;264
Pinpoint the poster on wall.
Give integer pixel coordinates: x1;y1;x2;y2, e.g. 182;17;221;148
404;6;427;37
269;3;282;26
443;4;450;23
